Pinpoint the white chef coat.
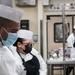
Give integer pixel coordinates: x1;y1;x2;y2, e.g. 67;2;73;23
20;48;47;75
67;33;75;48
8;45;24;75
0;42;17;75
67;33;75;58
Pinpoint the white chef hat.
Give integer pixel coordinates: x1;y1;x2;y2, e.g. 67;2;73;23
17;29;33;40
0;4;23;23
73;25;75;29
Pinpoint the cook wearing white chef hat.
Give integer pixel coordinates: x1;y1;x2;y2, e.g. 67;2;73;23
0;4;23;46
0;4;23;75
13;29;47;75
14;29;33;54
66;25;75;75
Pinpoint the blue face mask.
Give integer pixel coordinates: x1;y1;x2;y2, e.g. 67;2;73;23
2;33;18;46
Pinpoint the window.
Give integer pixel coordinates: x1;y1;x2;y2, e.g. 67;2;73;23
54;22;70;43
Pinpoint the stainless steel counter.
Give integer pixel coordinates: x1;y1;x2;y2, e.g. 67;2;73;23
46;58;75;75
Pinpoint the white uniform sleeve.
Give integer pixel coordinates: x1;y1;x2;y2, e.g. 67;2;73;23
38;54;47;75
0;58;17;75
8;45;24;75
0;47;17;75
31;48;47;75
67;34;74;48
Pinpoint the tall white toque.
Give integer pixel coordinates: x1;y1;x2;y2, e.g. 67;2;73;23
0;4;23;23
17;29;33;40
